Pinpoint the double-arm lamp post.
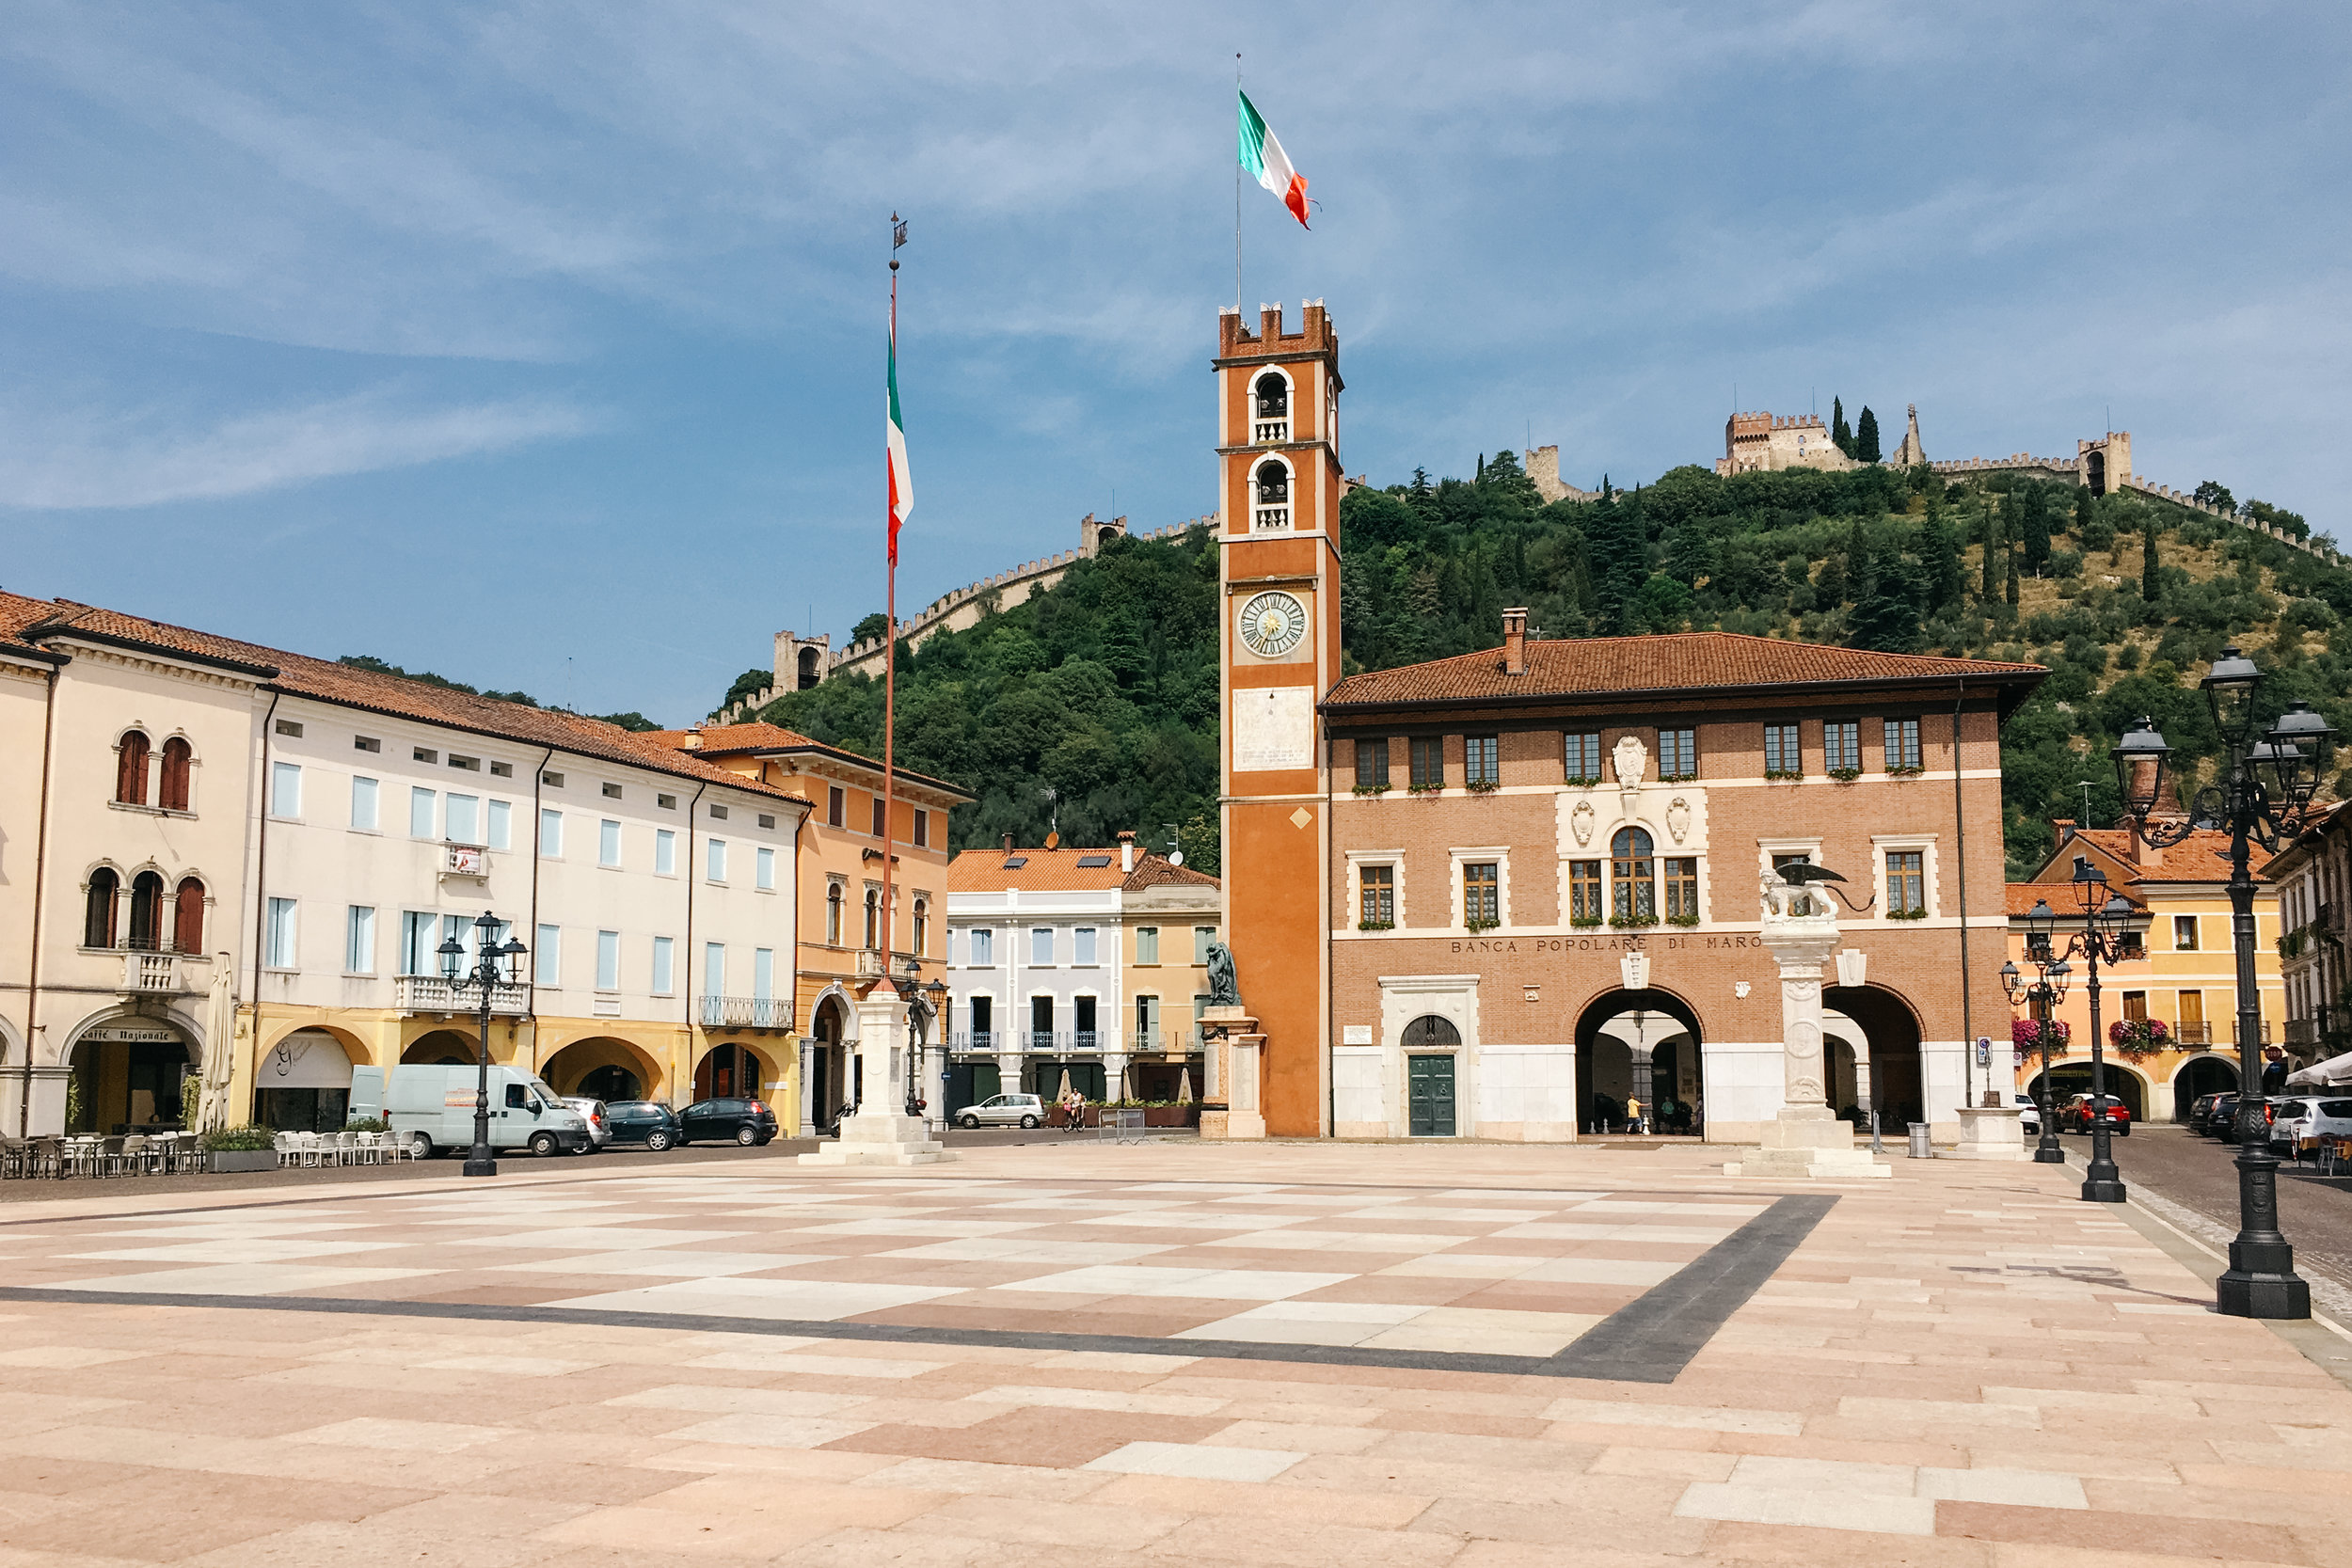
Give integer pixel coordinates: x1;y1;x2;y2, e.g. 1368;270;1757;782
437;911;530;1179
898;961;948;1126
2109;645;2336;1319
2004;869;2137;1201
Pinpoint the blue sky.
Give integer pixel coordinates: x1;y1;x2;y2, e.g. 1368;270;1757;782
5;2;2346;723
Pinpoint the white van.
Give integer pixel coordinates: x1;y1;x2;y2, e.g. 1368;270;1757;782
349;1065;593;1158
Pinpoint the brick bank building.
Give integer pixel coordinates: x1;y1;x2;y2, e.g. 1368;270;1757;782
1211;301;2046;1143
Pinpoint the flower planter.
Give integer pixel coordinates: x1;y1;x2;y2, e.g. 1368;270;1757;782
208;1149;278;1173
1142;1105;1200;1128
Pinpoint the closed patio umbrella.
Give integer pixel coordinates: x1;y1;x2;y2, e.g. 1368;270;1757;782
198;953;237;1132
1057;1068;1074;1101
1176;1067;1193;1103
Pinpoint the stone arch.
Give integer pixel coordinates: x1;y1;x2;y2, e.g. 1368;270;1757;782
253;1023;369;1131
1252;367;1294;420
402;1028;479;1066
542;1036;667;1103
2026;1056;2150;1121
2172;1052;2239;1117
1822;984;1924;1125
60;1003;203;1133
692;1039;785;1101
1573;985;1705;1134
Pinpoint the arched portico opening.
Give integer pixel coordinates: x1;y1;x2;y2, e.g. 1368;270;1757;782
254;1026;366;1132
693;1040;782;1102
2172;1053;2238;1118
402;1029;478;1066
66;1018;194;1133
1574;987;1704;1134
542;1037;664;1104
809;991;853;1123
1824;985;1922;1130
2026;1061;2149;1121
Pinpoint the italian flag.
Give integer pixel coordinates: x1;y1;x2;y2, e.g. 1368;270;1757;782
886;313;913;565
1238;89;1310;230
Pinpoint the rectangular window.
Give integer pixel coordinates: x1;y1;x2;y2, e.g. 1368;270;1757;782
599;818;622;868
599;781;621;800
1195;927;1216;964
446;794;480;845
1032;927;1054;964
542;771;564;788
1356;737;1391;787
271;761;302;818
414;748;437;765
914;809;930;847
754;947;774;1000
2122;990;2149;1022
828;786;845;827
708;803;728;820
1463;863;1500;928
354;736;380;753
657;792;675;810
972;927;993;965
2174;915;2200;951
1359;865;1394;927
655;829;676;874
265;897;297;969
538;808;562;857
1465;734;1500;786
756;846;776;890
1137;926;1160;963
1409;736;1444;789
703;943;725;997
408;786;435;838
871;797;886;836
2178;990;2203;1039
400;912;435;976
1659;728;1696;780
1075;927;1098;965
490;761;512;778
1764;722;1801;776
1887;849;1927;915
1570;860;1604;923
345;905;374;974
706;838;726;881
651;936;675;995
1136;994;1159;1044
275;719;303;738
350;775;378;831
1825;721;1861;772
1664;857;1700;921
1883;717;1921;770
596;929;620;990
486;800;511;850
1565;731;1601;783
449;754;479;772
534;925;561;987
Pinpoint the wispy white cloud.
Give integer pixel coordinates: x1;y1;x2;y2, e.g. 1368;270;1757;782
0;390;599;509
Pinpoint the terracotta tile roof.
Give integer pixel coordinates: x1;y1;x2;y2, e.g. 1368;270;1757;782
0;592;808;804
2007;881;2147;917
1323;631;2045;711
0;595;68;663
641;720;973;803
949;847;1220;894
2041;827;2270;885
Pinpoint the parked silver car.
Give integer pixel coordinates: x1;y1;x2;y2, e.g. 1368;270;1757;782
2013;1093;2041;1135
560;1096;612;1148
954;1093;1045;1130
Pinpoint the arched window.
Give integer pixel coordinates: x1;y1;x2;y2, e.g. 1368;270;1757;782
1254;372;1289;420
826;882;844;945
173;877;206;955
797;646;821;689
128;871;167;950
1611;827;1656;919
865;887;881;950
84;868;119;949
1401;1015;1461;1048
913;897;929;957
1254;460;1290;504
158;737;193;812
115;731;150;805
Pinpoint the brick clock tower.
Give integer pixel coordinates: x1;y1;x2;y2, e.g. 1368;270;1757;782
1215;302;1343;1137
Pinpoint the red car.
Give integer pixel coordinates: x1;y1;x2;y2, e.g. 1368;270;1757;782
2059;1093;2133;1136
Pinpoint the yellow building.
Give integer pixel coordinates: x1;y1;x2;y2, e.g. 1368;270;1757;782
2007;819;2276;1121
641;722;971;1132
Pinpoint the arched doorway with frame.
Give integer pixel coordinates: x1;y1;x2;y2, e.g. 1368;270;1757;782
807;987;857;1129
1573;986;1705;1136
1823;984;1924;1132
2172;1053;2238;1120
2026;1059;2150;1123
63;1008;201;1134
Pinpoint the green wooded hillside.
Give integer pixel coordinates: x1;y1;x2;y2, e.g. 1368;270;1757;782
739;452;2346;879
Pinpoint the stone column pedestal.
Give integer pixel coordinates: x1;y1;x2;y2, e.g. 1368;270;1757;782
1727;886;1888;1180
1200;1006;1264;1140
800;992;953;1166
1948;1105;2028;1161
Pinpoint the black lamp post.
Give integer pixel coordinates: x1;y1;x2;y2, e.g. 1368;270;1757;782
2039;867;2137;1202
2110;646;2336;1319
2001;945;2069;1165
437;910;530;1179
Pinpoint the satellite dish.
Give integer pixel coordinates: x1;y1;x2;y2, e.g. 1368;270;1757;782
1168;850;1184;866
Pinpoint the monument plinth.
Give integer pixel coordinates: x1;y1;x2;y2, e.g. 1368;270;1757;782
1199;1005;1265;1140
1727;877;1889;1180
799;991;954;1167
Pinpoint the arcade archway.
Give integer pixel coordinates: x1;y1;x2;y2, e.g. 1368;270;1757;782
66;1020;194;1133
2172;1053;2238;1117
402;1029;477;1066
542;1037;665;1104
693;1040;783;1101
2026;1061;2150;1121
808;992;853;1122
255;1027;366;1132
1574;987;1704;1134
1823;985;1922;1129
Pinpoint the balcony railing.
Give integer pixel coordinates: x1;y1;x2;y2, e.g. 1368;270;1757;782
2175;1022;2212;1046
120;952;195;992
1253;419;1289;444
700;995;791;1030
394;974;530;1016
2286;1017;2322;1046
854;948;887;977
1254;505;1290;531
945;1030;1204;1055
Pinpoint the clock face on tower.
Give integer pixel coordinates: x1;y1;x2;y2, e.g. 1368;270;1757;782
1237;591;1310;657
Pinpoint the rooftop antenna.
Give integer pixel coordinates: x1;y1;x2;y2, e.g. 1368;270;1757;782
2079;779;2097;826
1164;820;1184;867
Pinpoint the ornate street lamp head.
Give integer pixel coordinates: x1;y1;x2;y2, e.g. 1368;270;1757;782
2111;717;2173;828
2026;897;2058;958
2201;644;2265;750
2268;701;2338;813
437;934;465;979
2094;894;2136;943
1999;959;2024;1002
2043;957;2073;1002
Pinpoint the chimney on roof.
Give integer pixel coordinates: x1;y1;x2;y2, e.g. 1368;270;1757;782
2052;818;2075;849
2130;817;2164;872
1501;607;1529;676
1118;831;1136;874
682;725;703;751
1003;832;1014;854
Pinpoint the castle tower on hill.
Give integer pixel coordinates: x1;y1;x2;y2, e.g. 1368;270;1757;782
1716;411;1860;476
1890;404;1927;467
1215;302;1344;1138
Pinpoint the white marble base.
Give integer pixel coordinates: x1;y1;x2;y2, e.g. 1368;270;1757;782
1725;1105;1891;1180
1947;1105;2029;1162
796;1111;953;1166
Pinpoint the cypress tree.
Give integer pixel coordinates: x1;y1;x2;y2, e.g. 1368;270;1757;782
2006;542;2020;606
1831;397;1853;457
2074;483;2095;538
2141;516;2160;601
1980;506;2003;599
2022;486;2052;569
1855;406;1883;464
1922;515;1963;607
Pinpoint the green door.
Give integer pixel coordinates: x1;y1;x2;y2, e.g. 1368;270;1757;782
1408;1053;1456;1136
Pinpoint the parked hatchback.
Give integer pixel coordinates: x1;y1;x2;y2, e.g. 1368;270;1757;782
559;1097;612;1149
2059;1094;2132;1135
2200;1094;2242;1136
603;1101;681;1151
953;1092;1046;1130
677;1097;779;1146
2013;1094;2042;1135
2271;1097;2352;1154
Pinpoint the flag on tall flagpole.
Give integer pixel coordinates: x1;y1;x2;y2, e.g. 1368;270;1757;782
1237;89;1310;230
886;308;913;567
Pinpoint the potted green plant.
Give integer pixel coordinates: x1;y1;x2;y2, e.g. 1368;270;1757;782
200;1124;278;1173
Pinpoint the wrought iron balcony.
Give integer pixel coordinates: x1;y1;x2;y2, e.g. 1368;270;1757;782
700;995;791;1030
394;974;530;1016
2175;1022;2213;1046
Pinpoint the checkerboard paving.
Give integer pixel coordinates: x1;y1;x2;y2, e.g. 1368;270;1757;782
0;1176;1775;1364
